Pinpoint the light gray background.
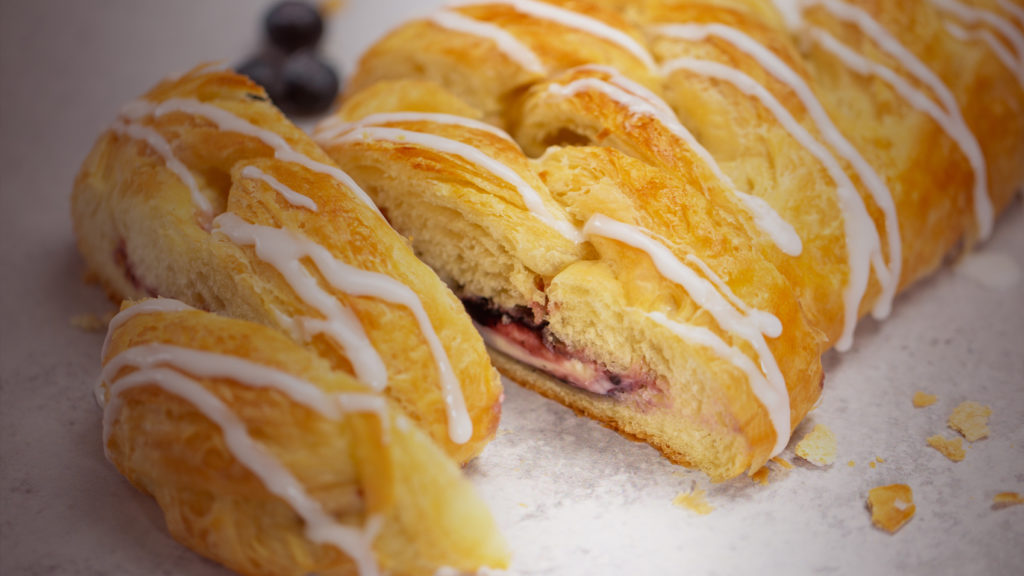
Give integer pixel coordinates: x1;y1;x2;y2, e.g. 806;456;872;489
1;1;1022;575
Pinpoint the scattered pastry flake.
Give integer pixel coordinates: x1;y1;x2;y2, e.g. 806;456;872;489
70;313;110;332
875;457;886;464
848;460;856;467
948;401;992;442
993;492;1024;509
912;391;938;408
771;456;793;470
869;461;876;469
672;489;713;515
867;484;915;534
751;467;771;485
795;424;836;466
927;435;965;462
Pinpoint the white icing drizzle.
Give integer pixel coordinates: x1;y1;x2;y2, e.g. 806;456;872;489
240;165;318;211
325;125;584;243
945;20;1024;90
428;10;546;74
547;73;804;257
795;0;996;241
108;120;213;223
930;0;1024;63
808;27;995;243
654;23;898;349
447;0;658;71
213;212;474;445
997;0;1024;26
102;366;381;576
582;214;790;455
315;111;518;146
122;97;384;219
101;298;196;359
647;310;789;455
682;253;782;338
662;55;895;338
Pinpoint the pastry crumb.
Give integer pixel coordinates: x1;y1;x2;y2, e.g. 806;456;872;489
875;456;885;463
867;484;915;533
672;489;713;515
912;391;938;408
927;435;966;462
771;456;793;470
848;460;855;467
795;424;836;466
993;492;1024;509
869;461;876;469
751;467;771;485
948;401;992;442
70;313;111;332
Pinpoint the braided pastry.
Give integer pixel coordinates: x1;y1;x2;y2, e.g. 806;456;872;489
73;66;508;574
315;0;1023;480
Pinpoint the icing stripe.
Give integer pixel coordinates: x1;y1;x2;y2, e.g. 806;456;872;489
428;10;546;74
654;23;897;349
103;367;381;576
945;20;1024;89
662;55;895;338
797;0;995;240
122;98;384;219
808;28;994;242
213;213;474;445
326;126;584;243
997;0;1024;26
101;298;196;359
583;214;790;456
447;0;658;70
930;0;1024;63
109;120;213;223
241;165;318;211
315;112;518;145
548;73;804;257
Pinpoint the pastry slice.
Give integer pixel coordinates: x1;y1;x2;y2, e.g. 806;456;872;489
100;298;508;576
315;80;825;480
72;65;501;463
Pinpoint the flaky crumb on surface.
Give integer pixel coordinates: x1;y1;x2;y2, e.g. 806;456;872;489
948;401;992;442
795;424;836;466
848;460;855;467
867;484;915;533
927;435;965;462
672;489;713;515
912;391;938;408
993;492;1024;509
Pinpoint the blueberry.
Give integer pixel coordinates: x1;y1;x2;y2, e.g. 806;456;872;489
236;53;284;101
277;52;339;116
265;1;323;53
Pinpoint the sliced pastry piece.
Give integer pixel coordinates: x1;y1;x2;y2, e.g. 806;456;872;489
317;0;1022;478
99;298;508;576
72;65;501;463
316;81;825;480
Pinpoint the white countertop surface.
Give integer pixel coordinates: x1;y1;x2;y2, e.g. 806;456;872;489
1;1;1022;575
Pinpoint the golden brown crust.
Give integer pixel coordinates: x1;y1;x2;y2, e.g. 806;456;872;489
318;0;1021;480
72;66;502;464
102;301;508;576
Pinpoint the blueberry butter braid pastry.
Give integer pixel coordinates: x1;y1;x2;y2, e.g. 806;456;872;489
99;299;508;576
72;66;503;464
315;0;1023;480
